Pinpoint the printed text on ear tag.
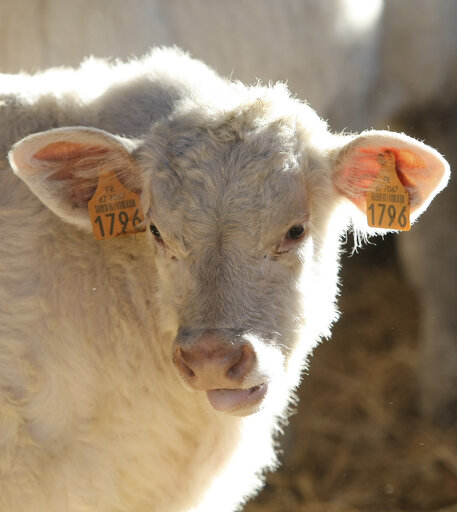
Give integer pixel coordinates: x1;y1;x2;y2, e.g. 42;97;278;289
366;151;411;231
88;171;146;240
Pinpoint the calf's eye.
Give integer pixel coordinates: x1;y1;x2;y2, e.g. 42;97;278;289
150;224;163;241
286;224;305;240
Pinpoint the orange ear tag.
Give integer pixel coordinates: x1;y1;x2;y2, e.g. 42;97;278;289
88;171;146;240
366;151;411;231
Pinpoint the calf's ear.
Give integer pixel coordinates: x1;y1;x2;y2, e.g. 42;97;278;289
8;127;141;230
332;130;450;224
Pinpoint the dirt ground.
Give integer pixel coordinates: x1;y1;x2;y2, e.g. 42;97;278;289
244;234;457;512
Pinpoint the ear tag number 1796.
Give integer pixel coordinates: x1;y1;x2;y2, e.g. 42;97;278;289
88;171;146;240
366;151;411;231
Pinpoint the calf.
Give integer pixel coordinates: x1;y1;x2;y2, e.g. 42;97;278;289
0;48;449;511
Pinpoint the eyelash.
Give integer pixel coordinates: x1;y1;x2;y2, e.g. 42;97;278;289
150;224;165;246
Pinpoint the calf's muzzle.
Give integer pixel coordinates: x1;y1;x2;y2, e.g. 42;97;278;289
172;330;268;414
172;330;256;390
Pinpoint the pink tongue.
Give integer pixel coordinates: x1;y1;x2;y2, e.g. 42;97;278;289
206;388;252;412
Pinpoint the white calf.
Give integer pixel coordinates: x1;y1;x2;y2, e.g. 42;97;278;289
0;48;449;511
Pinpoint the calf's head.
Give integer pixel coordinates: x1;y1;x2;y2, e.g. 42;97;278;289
9;86;449;416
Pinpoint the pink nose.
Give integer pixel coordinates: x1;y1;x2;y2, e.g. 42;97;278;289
172;331;256;391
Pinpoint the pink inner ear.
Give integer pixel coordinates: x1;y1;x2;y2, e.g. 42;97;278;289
389;148;441;210
34;142;109;162
337;144;440;214
357;146;426;183
336;147;381;212
33;142;111;180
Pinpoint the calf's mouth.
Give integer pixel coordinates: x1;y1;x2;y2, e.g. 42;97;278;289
206;382;268;416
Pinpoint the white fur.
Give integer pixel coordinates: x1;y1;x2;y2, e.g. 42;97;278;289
0;48;449;511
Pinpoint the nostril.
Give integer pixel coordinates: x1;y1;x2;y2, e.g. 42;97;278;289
173;348;196;379
183;364;195;378
225;344;255;380
226;347;244;379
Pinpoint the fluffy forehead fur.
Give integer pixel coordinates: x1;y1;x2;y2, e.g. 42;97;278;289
140;83;329;255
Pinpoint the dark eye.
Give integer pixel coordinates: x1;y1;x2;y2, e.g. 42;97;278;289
286;224;305;240
150;224;163;241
